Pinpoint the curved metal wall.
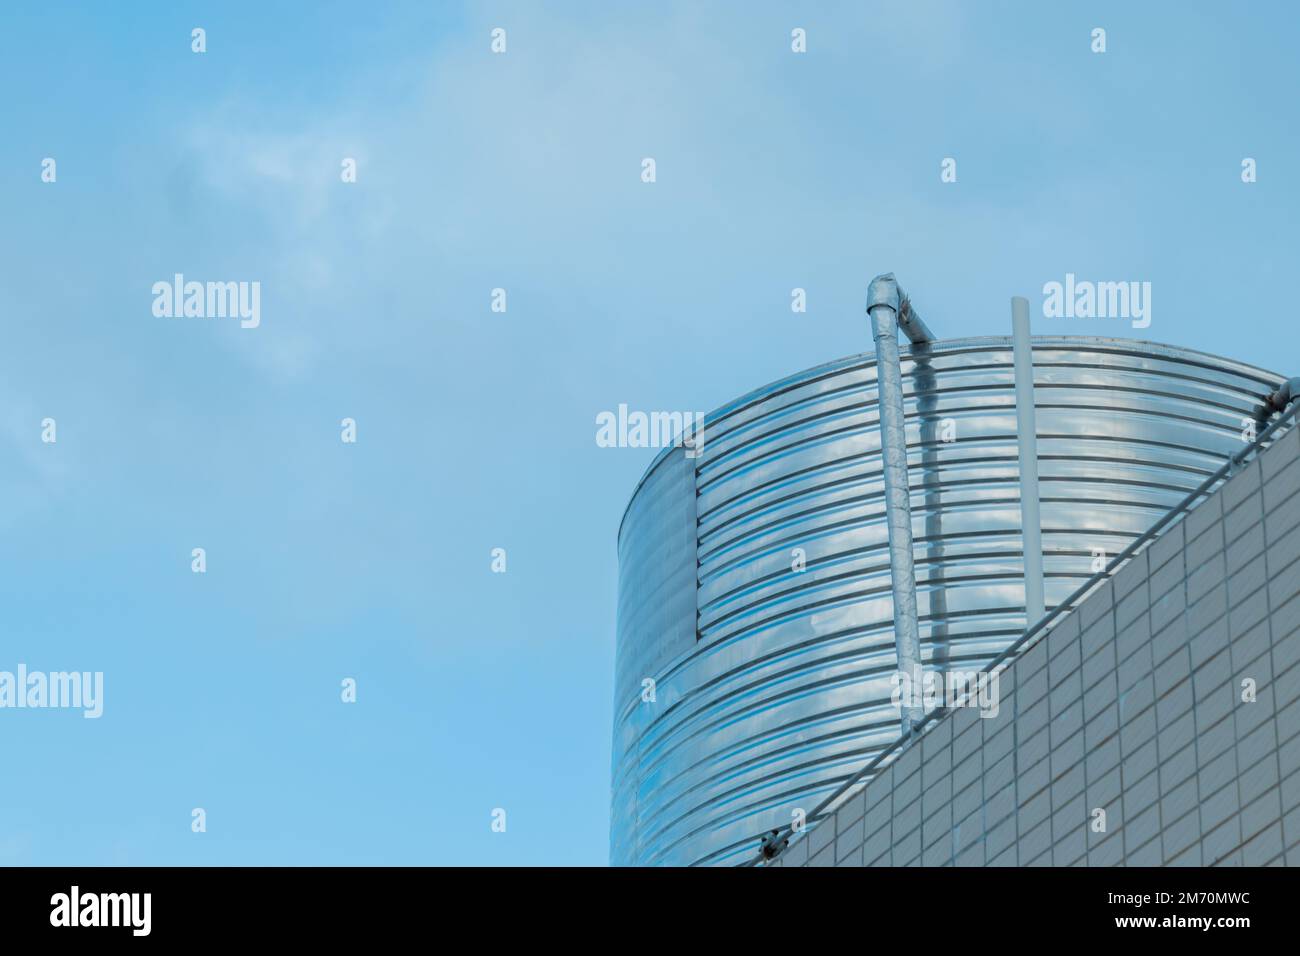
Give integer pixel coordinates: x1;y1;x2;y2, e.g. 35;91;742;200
611;336;1281;867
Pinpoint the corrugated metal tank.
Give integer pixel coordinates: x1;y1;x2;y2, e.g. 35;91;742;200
610;335;1282;867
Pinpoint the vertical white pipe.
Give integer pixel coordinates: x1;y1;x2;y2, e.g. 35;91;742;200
1012;296;1045;625
867;274;924;736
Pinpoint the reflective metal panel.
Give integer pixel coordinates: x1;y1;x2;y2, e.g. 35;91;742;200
610;336;1280;866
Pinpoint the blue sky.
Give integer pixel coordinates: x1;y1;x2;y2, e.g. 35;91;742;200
0;1;1296;865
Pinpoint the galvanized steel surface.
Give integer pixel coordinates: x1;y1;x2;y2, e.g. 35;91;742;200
610;336;1281;867
868;292;925;735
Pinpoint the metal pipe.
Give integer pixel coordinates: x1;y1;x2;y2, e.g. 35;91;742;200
897;291;934;345
1269;377;1300;413
866;272;924;736
1011;296;1045;625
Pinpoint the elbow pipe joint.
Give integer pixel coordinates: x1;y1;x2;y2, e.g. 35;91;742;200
866;272;933;345
759;829;789;860
1268;378;1300;413
866;272;902;314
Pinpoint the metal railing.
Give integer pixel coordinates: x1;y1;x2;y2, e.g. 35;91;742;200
744;397;1299;867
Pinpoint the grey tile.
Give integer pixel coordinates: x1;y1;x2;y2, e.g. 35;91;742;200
1264;454;1300;511
1154;651;1191;698
1049;644;1083;695
1235;684;1274;736
921;830;952;867
894;766;921;807
862;824;892;865
1082;643;1117;695
809;818;835;855
1148;521;1185;574
1275;593;1300;647
1191;614;1232;670
1080;579;1115;629
1019;757;1050;804
1123;768;1159;820
1167;842;1204;866
983;723;1015;767
952;748;981;793
1127;835;1163;865
1116;613;1150;669
1085;702;1120;751
836;816;866;861
1239;753;1279;807
1187;488;1226;541
1225;494;1263;547
1120;702;1157;753
1187;523;1226;572
923;800;952;840
1225;528;1264;575
954;840;985;867
893;826;921;863
1161;776;1200;826
952;779;982;827
1016;666;1049;713
1229;596;1269;640
1052;728;1086;776
1087;765;1122;810
1018;725;1050;770
1197;712;1237;763
985;815;1016;859
1284;802;1300;850
1155;681;1193;730
1240;786;1283;843
1121;739;1158;789
1086;736;1122;783
895;800;921;838
864;792;892;838
1149;554;1185;604
1115;583;1151;632
1230;620;1272;674
923;749;952;790
1267;519;1300;577
1203;815;1242;865
987;846;1017;867
1237;720;1279;771
1053;828;1087;866
1152;611;1190;666
1220;458;1261;515
1262;427;1300;481
1198;748;1239;802
1275;628;1300;678
837;790;866;830
1089;830;1126;866
1019;818;1053;861
1051;765;1086;814
1187;583;1228;639
1200;776;1240;832
924;716;954;752
835;845;864;867
1162;810;1202;861
1193;685;1234;736
1114;550;1149;600
1084;674;1119;722
984;752;1015;796
1227;554;1267;610
1158;741;1198;793
1126;802;1161;851
1188;553;1227;605
1242;823;1284;866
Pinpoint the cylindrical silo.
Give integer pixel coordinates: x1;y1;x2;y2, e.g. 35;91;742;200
610;335;1281;867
